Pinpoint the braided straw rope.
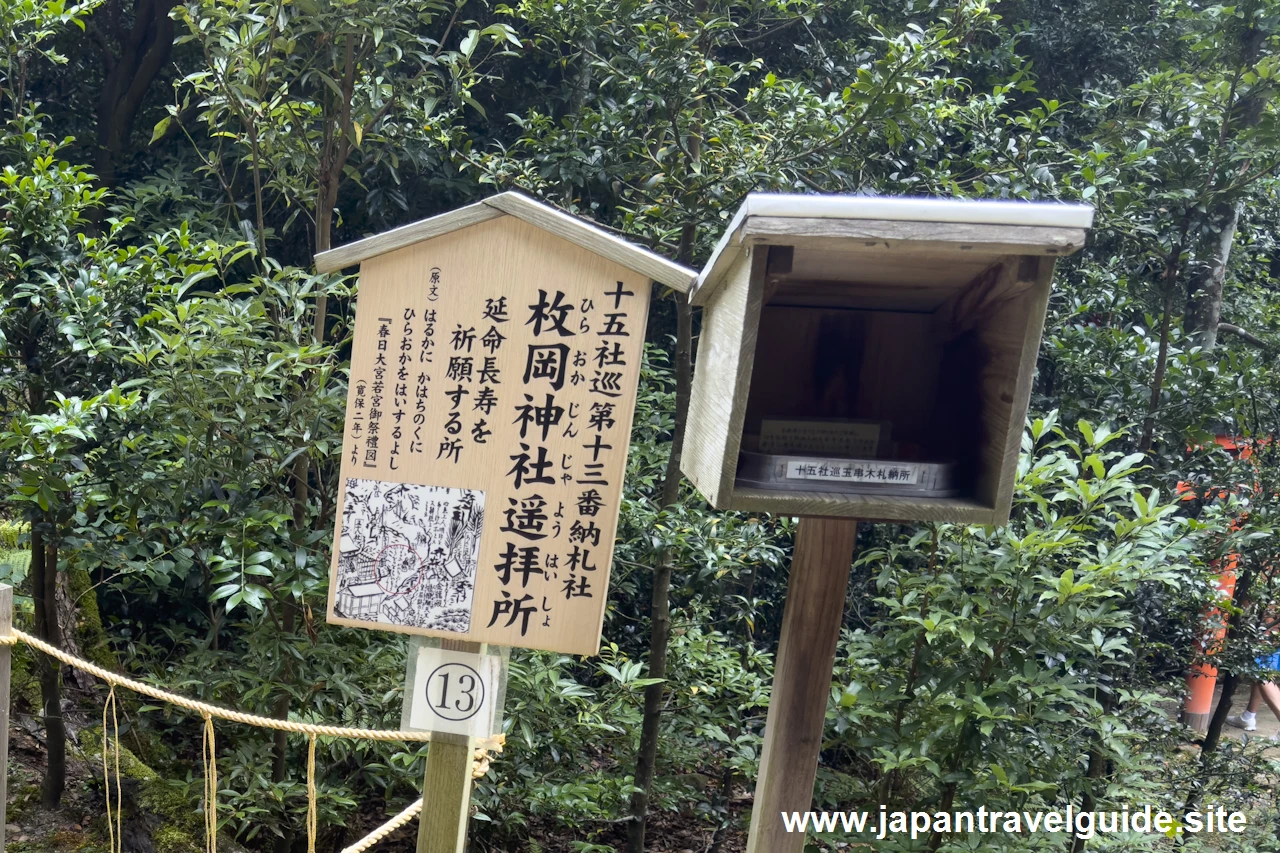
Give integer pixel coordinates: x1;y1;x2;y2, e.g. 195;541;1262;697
341;797;423;853
4;629;502;749
307;734;318;853
3;629;508;852
2;629;506;852
339;739;499;853
103;685;122;853
202;713;218;853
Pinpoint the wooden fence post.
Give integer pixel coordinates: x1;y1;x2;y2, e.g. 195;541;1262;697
416;640;479;853
0;583;13;849
745;518;857;853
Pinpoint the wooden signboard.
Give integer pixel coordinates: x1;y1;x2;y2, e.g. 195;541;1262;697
321;197;694;656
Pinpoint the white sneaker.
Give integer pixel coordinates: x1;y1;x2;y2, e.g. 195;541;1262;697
1227;712;1257;732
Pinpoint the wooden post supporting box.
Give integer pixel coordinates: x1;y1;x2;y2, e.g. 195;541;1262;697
682;194;1093;852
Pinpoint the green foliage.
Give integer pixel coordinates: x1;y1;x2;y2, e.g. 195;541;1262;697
6;0;1280;849
166;0;520;251
0;520;26;550
829;419;1216;845
471;0;1007;257
0;520;30;588
110;263;345;605
0;0;97;118
80;733;203;853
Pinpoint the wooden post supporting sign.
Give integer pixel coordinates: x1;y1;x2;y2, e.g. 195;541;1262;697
745;519;857;853
416;639;481;853
417;737;475;853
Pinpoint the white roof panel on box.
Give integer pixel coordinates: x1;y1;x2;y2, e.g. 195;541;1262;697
721;194;1095;228
693;194;1095;305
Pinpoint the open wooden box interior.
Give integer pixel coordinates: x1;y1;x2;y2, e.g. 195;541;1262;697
737;242;1054;514
681;197;1091;526
731;245;1055;524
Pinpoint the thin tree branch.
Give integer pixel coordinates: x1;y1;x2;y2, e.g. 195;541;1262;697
1219;322;1270;350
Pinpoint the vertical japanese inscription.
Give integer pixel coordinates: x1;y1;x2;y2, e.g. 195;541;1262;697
365;317;393;468
329;216;651;655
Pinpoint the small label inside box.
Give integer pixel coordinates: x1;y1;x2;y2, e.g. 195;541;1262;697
759;419;885;456
784;459;921;485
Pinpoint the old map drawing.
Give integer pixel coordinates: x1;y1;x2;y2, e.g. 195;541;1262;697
333;478;485;632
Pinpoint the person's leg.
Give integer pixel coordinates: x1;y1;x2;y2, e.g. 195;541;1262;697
1227;684;1261;730
1258;681;1280;721
1250;652;1280;724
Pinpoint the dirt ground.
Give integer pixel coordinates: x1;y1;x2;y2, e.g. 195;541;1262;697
0;706;746;853
2;686;1272;852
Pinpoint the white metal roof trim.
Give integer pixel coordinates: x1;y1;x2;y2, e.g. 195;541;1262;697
740;193;1095;228
693;193;1095;299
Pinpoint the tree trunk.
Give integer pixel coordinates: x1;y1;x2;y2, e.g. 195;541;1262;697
271;456;309;853
248;123;268;259
1183;18;1264;350
1200;673;1239;760
313;198;333;342
1186;567;1255;814
1139;279;1176;453
626;226;696;853
93;0;178;188
30;522;66;808
1185;200;1242;350
626;551;674;853
1182;671;1241;818
311;35;356;343
561;40;594;205
55;570;92;690
270;598;297;853
271;599;297;786
926;783;957;851
1069;690;1115;853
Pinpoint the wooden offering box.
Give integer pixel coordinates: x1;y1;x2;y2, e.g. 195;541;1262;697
682;194;1093;525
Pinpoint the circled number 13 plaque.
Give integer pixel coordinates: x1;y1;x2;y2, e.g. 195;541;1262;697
404;643;505;738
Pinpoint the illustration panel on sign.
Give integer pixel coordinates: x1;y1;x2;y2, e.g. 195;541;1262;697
333;478;485;633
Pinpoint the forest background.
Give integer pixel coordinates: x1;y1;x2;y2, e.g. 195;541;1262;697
2;0;1280;851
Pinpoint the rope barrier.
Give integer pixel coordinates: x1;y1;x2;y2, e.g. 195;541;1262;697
103;684;122;853
341;797;423;853
0;628;506;852
307;734;318;853
202;713;218;853
340;742;499;853
4;629;501;748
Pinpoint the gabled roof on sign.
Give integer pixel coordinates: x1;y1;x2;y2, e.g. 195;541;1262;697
313;191;697;292
692;193;1096;306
